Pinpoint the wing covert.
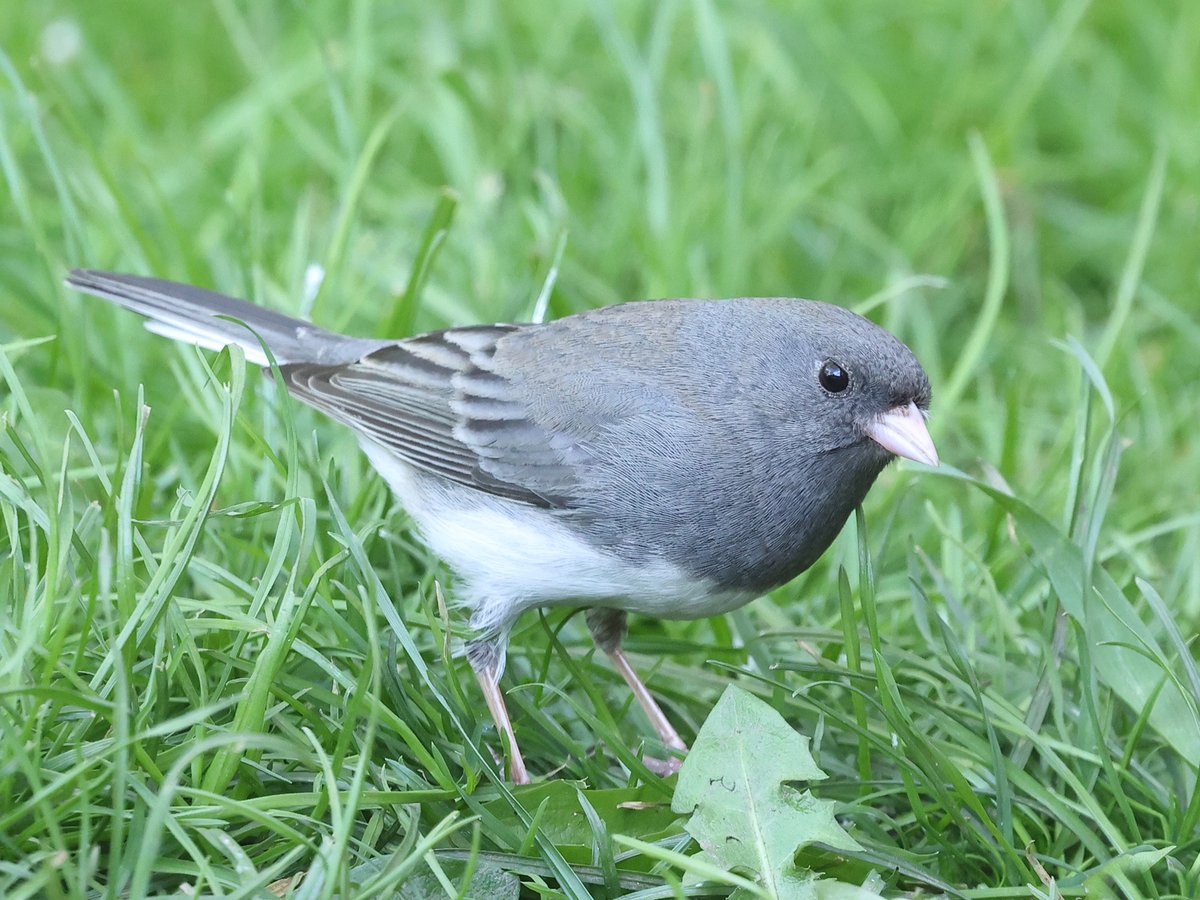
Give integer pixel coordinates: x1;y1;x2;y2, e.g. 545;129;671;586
281;325;581;508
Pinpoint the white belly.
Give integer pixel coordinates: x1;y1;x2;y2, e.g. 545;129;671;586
361;441;755;634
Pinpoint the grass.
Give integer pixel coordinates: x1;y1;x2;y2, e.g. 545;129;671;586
2;0;1199;896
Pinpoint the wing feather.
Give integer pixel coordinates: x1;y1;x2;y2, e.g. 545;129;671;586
281;325;579;508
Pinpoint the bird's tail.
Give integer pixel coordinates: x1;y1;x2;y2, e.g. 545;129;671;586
65;269;376;366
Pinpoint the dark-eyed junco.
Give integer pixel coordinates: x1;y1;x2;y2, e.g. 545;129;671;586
66;269;937;783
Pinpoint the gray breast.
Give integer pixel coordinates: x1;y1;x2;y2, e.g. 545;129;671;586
560;420;892;593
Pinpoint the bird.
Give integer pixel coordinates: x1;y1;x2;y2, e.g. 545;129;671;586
66;268;938;783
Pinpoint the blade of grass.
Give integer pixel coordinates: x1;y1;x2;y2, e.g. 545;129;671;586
382;186;459;338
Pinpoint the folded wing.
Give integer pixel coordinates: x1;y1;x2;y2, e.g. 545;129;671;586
282;326;583;509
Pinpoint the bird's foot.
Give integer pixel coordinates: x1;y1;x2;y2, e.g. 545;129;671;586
642;753;684;777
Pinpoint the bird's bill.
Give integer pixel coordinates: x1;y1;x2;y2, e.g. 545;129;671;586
865;401;939;467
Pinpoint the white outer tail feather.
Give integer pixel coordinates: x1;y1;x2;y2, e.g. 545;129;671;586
65;269;385;367
143;319;271;366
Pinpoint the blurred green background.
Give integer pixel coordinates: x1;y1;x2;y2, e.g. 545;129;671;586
2;1;1199;896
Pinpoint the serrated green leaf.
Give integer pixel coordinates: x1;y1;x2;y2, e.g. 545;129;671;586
339;856;520;899
396;859;520;900
673;686;861;899
731;873;883;900
813;875;885;899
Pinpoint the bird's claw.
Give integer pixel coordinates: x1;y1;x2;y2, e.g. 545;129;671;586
642;754;684;777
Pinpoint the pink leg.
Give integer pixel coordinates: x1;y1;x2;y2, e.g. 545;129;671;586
473;666;529;784
468;636;529;784
608;647;687;773
587;608;688;775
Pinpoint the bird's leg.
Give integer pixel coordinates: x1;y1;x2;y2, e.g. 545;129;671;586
585;608;687;775
466;636;529;784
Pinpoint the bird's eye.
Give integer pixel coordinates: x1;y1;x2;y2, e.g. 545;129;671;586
818;360;851;394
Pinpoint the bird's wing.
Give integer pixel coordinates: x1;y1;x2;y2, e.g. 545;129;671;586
280;325;583;508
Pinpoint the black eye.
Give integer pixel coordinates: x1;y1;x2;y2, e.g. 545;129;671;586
819;360;850;394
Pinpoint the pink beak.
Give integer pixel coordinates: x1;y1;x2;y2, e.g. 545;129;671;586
865;401;939;467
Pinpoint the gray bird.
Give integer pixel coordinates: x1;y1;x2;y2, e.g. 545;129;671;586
66;269;938;783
